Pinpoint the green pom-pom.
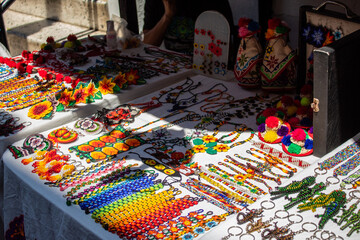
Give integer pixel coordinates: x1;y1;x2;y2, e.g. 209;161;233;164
301;97;310;107
257;115;266;124
288;143;302;154
64;41;74;48
276;25;288;34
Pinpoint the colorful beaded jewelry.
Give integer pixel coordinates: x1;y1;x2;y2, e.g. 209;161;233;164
333;153;360;177
8;133;53;159
318;139;360;170
251;141;310;168
48;127;79;144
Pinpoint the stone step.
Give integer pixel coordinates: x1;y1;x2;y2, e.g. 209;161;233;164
8;0;110;31
3;10;105;56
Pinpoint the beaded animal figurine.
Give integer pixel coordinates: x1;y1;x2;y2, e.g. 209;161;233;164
270;175;316;200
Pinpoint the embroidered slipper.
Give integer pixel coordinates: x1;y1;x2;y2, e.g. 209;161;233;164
281;128;313;156
258;116;290;144
234;18;262;88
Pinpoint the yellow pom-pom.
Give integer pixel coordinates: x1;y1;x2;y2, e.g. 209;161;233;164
263;130;279;143
287;105;297;116
41;43;46;50
276;101;282;108
301;97;310;107
64;41;74;48
55;42;62;48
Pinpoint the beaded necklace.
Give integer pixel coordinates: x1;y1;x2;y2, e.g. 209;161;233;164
189;123;255;156
0;110;29;137
54;158;129;189
144;46;192;69
0;64;17;81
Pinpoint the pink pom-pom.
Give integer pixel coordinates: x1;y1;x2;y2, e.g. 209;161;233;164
266;116;280;129
292;128;306;141
238;27;250;38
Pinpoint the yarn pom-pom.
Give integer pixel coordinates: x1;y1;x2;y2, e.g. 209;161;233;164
305;139;313;150
288;117;300;127
238;18;251;27
258;123;266;132
262;108;277;117
281;95;293;106
257;115;266;125
265;116;280;129
286;105;297;117
277;125;289;136
282;135;292;146
301;97;310;107
292;128;306;141
264;130;278;143
67;34;77;42
288;143;302;154
46;36;55;44
309;127;313;134
268;18;281;29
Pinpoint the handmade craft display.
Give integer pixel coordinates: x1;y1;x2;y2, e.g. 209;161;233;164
234;18;262;88
193;11;231;80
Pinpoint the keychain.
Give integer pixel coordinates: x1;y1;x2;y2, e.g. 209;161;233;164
237;200;275;225
221;226;243;240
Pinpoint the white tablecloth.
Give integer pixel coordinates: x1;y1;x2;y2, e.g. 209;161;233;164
2;75;324;239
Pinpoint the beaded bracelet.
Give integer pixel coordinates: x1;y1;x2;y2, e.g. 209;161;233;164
197;170;255;204
209;163;271;194
68;170;150;204
198;165;260;198
333;153;360;177
318;139;360;170
246;148;297;176
65;166;136;200
78;174;159;211
251;141;310;168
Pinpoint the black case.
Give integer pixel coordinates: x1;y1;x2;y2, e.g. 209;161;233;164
298;1;360;157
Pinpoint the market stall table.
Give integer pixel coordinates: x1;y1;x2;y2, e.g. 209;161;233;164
2;75;320;239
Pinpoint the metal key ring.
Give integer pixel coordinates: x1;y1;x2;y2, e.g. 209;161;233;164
321;230;335;240
227;226;243;236
239;233;255;240
314;167;327;175
350;190;360;199
288;214;303;224
302;222;317;232
326;176;340;185
260;200;275;210
275;210;289;219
